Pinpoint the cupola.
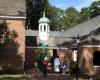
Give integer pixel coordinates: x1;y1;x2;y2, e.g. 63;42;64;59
38;11;50;41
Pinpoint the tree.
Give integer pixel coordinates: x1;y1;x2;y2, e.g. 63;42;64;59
79;7;90;23
0;21;17;48
46;5;64;30
26;0;67;31
89;1;100;18
26;0;49;30
64;7;79;29
41;0;49;10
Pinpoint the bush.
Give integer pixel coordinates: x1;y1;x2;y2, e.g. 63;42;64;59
0;66;23;74
70;62;81;76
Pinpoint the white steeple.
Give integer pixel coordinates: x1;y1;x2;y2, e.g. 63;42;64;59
43;11;45;17
38;11;50;41
38;11;50;23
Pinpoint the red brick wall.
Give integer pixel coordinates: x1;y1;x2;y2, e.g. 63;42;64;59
25;48;35;68
0;19;25;68
79;47;100;75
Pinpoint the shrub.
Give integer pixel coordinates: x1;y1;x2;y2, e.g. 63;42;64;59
0;66;23;74
70;62;81;76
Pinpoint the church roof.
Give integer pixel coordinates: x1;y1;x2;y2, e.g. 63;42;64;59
49;15;100;38
0;0;26;16
26;15;100;38
66;15;100;37
26;15;100;47
38;17;50;23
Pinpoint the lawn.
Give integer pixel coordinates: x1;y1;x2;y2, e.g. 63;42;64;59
0;77;26;80
0;76;36;80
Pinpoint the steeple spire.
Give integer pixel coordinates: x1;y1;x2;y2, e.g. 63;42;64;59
43;11;45;17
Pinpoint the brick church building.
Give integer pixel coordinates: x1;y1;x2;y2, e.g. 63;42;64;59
0;0;100;77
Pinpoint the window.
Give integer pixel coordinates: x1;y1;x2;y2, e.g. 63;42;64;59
25;36;37;46
93;51;100;65
44;25;46;31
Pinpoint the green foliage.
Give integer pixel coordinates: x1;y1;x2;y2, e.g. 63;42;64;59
0;21;8;38
0;67;23;74
26;0;49;30
0;21;9;47
0;21;18;48
46;5;64;30
70;62;81;76
79;7;90;23
33;49;44;68
89;1;100;18
35;49;43;57
0;77;26;80
10;31;18;38
64;7;79;28
26;0;100;31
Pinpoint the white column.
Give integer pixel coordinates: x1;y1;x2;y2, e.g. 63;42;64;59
73;50;77;62
39;24;41;32
48;25;50;32
46;24;48;32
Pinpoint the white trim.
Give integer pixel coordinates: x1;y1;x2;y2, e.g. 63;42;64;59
93;66;100;68
26;46;68;49
0;16;26;19
80;45;100;48
26;45;100;49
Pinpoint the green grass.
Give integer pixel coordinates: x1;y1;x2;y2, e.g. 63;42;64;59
0;77;36;80
0;77;27;80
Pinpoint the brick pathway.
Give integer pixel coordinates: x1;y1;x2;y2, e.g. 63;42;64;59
28;73;73;80
27;68;100;80
27;68;73;80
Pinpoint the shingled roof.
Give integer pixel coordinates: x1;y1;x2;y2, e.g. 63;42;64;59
54;16;100;46
67;15;100;37
26;15;100;38
26;15;100;47
50;15;100;38
0;0;26;16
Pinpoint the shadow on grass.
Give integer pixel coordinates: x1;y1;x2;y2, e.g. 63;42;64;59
0;76;36;80
0;77;26;80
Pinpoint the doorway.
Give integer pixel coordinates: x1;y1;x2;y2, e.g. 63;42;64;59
53;49;57;57
93;51;100;66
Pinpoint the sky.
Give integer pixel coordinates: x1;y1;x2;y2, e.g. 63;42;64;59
49;0;99;11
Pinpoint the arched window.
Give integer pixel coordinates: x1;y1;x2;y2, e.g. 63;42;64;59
44;25;46;31
93;51;100;66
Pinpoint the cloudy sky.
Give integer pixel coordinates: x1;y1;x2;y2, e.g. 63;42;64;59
49;0;99;11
